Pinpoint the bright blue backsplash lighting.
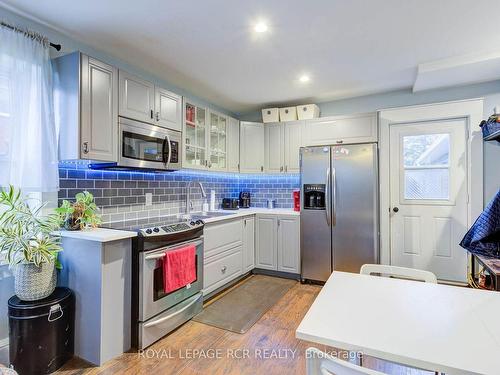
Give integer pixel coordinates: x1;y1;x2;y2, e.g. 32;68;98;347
58;161;299;221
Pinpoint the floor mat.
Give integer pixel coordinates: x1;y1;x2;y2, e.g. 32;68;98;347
193;275;297;333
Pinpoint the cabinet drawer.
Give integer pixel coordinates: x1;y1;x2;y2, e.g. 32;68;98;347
204;219;243;258
203;247;242;294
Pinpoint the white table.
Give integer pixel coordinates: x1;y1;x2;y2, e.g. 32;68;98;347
296;271;500;375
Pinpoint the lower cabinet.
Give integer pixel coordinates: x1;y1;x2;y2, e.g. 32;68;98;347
242;216;255;273
203;214;299;296
256;214;300;274
204;247;243;295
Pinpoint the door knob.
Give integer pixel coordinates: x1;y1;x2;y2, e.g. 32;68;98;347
393;207;399;213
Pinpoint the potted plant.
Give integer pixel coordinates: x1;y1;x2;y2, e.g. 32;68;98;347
55;191;102;231
0;186;62;301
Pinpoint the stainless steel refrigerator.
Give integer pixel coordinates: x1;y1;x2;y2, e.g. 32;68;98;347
300;144;379;282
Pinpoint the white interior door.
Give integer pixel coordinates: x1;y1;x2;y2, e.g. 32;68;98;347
389;119;468;282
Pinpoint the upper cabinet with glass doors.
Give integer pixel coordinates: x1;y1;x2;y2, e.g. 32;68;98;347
208;111;228;171
183;100;207;169
183;99;231;171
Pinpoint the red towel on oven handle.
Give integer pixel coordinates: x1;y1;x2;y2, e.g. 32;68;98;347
163;244;197;294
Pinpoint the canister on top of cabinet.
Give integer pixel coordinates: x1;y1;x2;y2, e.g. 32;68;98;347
296;104;320;120
279;107;298;122
262;108;279;123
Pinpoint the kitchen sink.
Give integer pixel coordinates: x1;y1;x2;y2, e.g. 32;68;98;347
179;211;235;221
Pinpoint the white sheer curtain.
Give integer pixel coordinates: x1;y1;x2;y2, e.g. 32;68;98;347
0;25;59;192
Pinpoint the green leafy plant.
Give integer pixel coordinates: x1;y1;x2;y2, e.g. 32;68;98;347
55;191;102;230
0;185;62;267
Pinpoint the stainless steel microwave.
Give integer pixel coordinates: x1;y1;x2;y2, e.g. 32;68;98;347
118;117;181;171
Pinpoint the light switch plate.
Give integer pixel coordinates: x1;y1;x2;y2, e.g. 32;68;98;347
145;193;153;206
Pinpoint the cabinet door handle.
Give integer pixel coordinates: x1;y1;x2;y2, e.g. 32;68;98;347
155;112;160;121
83;142;89;154
336;140;344;144
277;219;280;226
280;166;283;172
260;166;264;172
150;109;154;119
221;266;227;273
285;166;288;172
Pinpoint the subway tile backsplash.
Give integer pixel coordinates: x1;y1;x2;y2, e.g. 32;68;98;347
58;161;299;224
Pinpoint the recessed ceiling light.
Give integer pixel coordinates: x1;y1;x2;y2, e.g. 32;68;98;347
254;21;268;33
299;74;310;83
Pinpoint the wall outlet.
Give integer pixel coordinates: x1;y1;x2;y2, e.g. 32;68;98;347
145;193;153;207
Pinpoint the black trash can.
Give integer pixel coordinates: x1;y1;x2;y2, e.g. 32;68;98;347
8;287;75;375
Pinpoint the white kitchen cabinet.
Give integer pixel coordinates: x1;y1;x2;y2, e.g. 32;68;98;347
277;216;300;273
264;123;284;173
242;216;255;273
255;215;278;270
154;87;182;131
118;70;155;123
227;117;240;172
283;120;304;173
204;219;243;259
256;214;300;274
119;70;181;131
183;100;208;169
304;113;377;145
240;122;265;173
203;218;244;295
204;247;243;295
264;121;304;173
208;110;228;171
53;52;118;162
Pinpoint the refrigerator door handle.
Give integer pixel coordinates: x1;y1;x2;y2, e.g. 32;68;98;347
332;167;337;226
325;167;331;226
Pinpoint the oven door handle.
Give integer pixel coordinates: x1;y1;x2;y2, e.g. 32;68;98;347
144;239;203;260
143;295;200;328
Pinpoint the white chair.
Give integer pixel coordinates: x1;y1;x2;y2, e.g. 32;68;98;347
360;264;437;283
306;347;385;375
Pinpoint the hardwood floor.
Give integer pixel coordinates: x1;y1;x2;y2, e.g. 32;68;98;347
56;279;434;375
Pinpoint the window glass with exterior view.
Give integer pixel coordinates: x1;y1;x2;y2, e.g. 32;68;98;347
403;133;450;200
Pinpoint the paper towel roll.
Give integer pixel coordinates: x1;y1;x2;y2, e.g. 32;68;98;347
210;190;216;211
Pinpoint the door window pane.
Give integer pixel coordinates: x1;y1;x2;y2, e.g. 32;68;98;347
404;169;449;200
402;134;450;200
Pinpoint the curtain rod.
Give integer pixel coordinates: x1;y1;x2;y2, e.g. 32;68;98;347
1;21;62;51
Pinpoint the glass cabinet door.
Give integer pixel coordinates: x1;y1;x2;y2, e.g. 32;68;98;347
208;112;227;170
184;102;207;168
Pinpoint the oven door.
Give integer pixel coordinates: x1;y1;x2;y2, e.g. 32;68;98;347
139;238;203;322
119;117;181;170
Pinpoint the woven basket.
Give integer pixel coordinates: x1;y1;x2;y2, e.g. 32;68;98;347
14;260;56;301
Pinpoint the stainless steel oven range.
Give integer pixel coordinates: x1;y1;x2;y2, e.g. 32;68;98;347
109;216;204;349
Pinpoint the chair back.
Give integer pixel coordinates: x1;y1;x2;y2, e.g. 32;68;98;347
306;347;385;375
360;264;437;283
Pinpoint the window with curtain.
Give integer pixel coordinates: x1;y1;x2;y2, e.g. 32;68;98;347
0;24;59;192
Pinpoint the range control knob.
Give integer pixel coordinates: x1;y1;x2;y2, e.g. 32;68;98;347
145;228;152;234
153;227;160;233
190;221;196;226
196;220;203;225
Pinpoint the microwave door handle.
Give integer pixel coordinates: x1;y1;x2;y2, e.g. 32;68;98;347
164;134;172;166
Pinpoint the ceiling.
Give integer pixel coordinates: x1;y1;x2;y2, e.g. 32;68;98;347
2;0;500;113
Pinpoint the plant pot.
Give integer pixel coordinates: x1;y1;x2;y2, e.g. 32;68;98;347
14;259;57;301
64;216;80;231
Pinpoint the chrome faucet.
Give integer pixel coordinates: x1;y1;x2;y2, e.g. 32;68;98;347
186;181;207;214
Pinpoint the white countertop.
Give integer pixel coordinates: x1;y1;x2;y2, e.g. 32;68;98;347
54;228;137;242
202;208;300;224
53;208;297;241
296;271;500;375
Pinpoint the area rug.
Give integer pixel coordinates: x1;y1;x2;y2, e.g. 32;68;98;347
193;275;296;333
